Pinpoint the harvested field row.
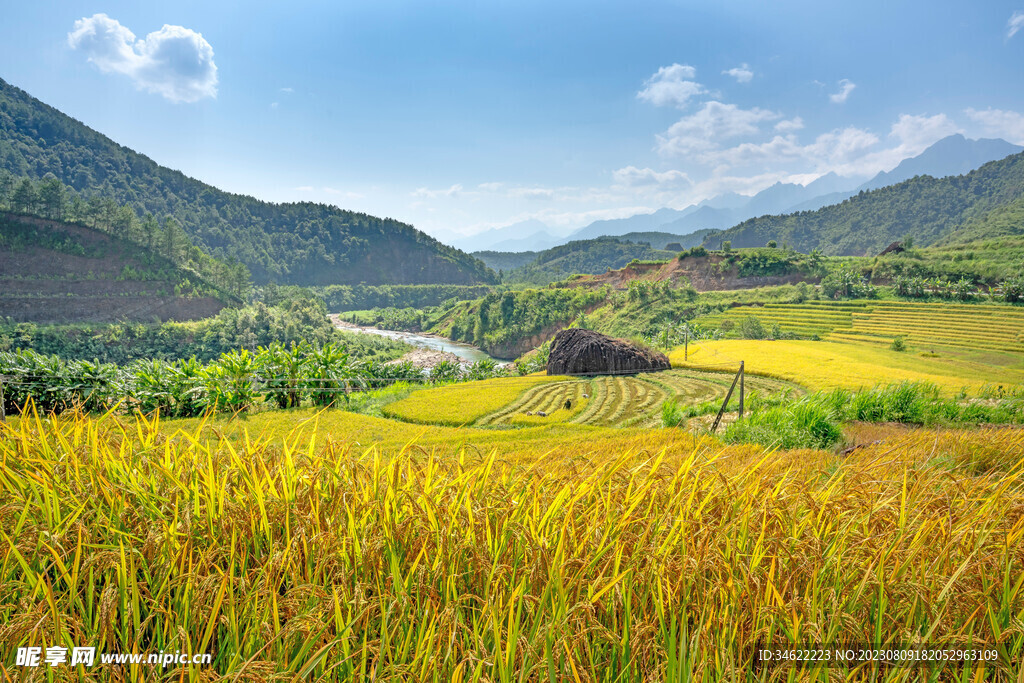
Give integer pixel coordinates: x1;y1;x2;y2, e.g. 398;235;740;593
478;380;591;426
568;376;670;428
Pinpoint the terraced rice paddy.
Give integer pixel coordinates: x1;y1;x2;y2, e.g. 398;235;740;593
382;374;563;425
476;379;592;426
565;376;670;427
696;300;868;338
471;369;804;429
697;300;1024;354
826;301;1024;353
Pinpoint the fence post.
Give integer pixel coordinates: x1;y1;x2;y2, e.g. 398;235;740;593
710;362;744;434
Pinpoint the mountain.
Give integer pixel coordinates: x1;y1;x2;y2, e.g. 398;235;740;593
859;134;1023;192
451;219;564;252
701;150;1024;255
0;77;495;286
562;207;694;242
561;177;863;243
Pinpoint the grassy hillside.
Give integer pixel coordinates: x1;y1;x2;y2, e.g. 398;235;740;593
703;150;1024;256
0;77;495;286
495;236;677;285
0;211;232;323
618;228;716;250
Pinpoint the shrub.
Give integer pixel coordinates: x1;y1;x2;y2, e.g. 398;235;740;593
890;337;906;352
678;245;708;260
739;316;767;340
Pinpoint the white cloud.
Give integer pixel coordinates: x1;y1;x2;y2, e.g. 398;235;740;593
722;63;754;83
1008;11;1024;38
657;101;780;156
888;113;961;152
637;63;706;108
323;187;365;200
829;79;856;104
508;187;555;200
612;166;692;188
775;117;805;133
280;86;294;93
270;102;279;109
68;14;218;103
966;107;1024;144
411;183;463;198
702;115;960;177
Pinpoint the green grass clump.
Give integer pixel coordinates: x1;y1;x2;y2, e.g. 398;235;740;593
721;399;842;450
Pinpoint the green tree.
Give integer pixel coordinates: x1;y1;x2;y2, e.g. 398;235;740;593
37;174;65;220
10;178;37;214
0;170;14;209
163;217;182;263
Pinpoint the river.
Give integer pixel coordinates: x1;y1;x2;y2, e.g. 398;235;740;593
334;322;497;363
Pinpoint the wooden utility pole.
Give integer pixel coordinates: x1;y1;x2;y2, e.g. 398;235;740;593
738;360;744;419
711;362;744;434
0;376;5;423
684;324;689;361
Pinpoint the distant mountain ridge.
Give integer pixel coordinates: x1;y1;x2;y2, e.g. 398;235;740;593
700;149;1024;255
0;77;495;286
858;134;1022;192
459;134;1022;255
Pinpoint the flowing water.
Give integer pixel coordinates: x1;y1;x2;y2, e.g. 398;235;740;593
336;324;497;363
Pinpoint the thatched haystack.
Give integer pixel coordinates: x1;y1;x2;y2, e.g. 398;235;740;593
546;328;670;376
878;241;905;256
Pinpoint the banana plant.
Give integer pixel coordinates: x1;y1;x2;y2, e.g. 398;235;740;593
306;342;363;407
204;348;258;413
258;341;309;409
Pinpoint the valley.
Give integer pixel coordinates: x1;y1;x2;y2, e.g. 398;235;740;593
2;58;1024;680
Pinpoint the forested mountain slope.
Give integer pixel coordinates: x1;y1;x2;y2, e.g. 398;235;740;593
489;237;676;285
702;151;1024;255
0;211;227;323
0;77;495;286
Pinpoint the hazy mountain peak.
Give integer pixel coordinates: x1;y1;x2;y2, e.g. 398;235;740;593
859;134;1023;191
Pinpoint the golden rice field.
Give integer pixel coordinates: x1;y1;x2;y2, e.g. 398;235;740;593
695;300;1024;355
1;410;1022;680
386;369;803;430
381;374;563;425
671;339;1024;394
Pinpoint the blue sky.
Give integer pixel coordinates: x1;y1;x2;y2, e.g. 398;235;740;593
2;1;1024;241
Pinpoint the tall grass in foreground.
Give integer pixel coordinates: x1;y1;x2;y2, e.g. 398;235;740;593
1;409;1023;680
720;382;1024;451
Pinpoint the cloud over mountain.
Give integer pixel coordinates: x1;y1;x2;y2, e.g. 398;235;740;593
68;14;218;103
